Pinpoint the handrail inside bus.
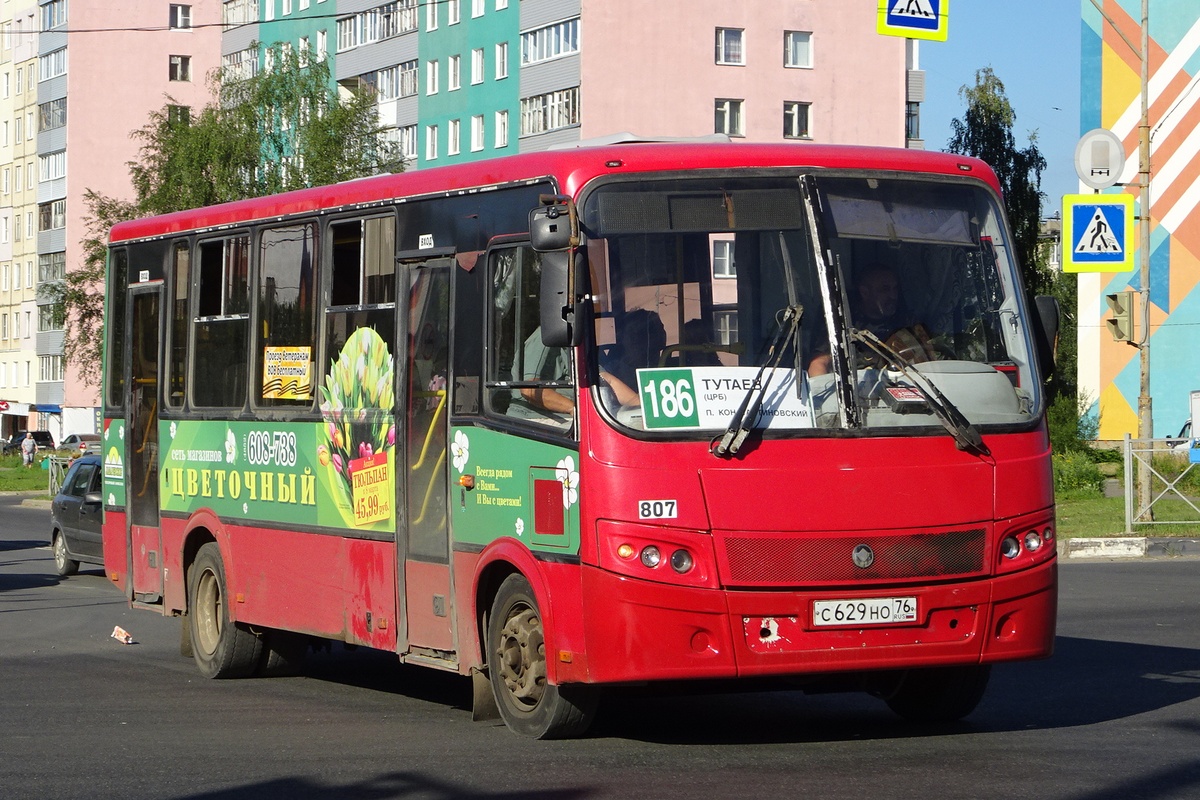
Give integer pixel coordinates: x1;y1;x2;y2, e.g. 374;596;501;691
411;447;447;527
410;390;446;472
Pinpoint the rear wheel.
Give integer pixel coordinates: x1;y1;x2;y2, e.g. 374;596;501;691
188;543;262;678
487;574;597;739
52;531;78;577
883;665;991;723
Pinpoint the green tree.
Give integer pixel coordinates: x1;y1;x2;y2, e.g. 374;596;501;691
947;67;1049;296
60;45;402;384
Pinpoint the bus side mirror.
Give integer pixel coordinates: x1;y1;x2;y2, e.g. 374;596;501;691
529;195;578;252
1031;295;1060;380
539;250;582;348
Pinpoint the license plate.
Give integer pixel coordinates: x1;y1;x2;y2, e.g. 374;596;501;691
812;596;917;627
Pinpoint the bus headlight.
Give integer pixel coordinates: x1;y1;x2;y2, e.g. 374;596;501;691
1000;536;1021;559
1023;531;1043;552
670;549;694;574
640;546;662;568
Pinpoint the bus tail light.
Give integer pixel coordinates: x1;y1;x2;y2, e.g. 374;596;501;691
596;520;718;589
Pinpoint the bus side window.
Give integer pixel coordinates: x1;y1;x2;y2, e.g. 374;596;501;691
166;241;189;409
256;222;318;409
192;236;250;408
485;245;574;431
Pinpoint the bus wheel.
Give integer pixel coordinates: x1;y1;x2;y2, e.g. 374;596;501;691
884;665;991;723
188;543;262;679
487;574;597;739
52;531;78;577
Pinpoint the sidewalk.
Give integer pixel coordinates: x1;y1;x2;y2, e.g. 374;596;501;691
1058;536;1200;559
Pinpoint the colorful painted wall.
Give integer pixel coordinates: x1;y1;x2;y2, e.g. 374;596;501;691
1079;0;1200;438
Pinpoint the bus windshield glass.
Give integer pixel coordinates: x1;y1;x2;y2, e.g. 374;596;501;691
581;172;1040;437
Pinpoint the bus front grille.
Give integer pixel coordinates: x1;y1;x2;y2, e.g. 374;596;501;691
717;528;987;586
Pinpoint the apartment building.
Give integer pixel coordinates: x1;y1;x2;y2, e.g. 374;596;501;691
0;0;221;442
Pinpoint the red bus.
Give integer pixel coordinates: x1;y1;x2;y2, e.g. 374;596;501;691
102;142;1058;738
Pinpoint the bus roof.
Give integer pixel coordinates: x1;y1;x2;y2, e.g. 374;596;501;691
107;142;1000;244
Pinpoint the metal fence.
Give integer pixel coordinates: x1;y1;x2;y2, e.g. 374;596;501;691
46;455;70;497
1122;433;1200;531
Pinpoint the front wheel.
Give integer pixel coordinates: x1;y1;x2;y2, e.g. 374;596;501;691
487;574;597;739
883;665;991;723
52;531;79;577
188;543;262;679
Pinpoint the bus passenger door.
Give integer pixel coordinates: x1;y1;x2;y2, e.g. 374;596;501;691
400;258;455;659
127;285;163;605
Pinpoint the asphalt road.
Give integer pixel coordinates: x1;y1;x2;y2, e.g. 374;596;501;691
4;494;1200;800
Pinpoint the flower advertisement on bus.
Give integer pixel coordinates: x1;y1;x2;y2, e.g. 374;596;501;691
158;326;397;534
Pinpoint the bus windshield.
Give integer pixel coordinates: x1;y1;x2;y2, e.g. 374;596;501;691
581;172;1040;438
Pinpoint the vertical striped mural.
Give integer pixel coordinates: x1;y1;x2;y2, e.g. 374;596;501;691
1080;0;1200;438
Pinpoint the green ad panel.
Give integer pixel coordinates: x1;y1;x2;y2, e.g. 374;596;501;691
101;418;126;508
160;418;395;536
449;426;580;556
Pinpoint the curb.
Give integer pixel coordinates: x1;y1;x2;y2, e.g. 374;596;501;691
1058;537;1200;559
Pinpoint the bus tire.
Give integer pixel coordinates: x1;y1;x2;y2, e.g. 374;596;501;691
188;543;262;679
52;531;79;577
487;573;598;739
884;665;991;723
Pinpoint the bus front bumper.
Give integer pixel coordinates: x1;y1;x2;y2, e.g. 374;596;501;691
578;558;1056;684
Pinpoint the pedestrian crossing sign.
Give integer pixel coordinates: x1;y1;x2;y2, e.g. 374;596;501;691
877;0;948;42
1062;194;1135;273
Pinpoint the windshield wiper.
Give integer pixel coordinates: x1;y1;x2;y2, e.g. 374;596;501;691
851;329;990;457
711;304;803;458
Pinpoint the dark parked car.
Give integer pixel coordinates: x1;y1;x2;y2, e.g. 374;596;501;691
50;454;105;577
59;433;101;454
3;430;55;454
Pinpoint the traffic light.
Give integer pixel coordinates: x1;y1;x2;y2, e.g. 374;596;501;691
1105;290;1135;343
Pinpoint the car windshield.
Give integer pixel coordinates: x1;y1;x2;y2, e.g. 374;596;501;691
580;172;1040;439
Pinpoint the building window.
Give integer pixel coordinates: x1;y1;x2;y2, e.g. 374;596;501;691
399;59;418;97
38;47;67;81
425;124;438;160
41;0;67;30
472;0;483;17
448;0;459;24
714;99;743;137
784;31;812;68
496;0;507;8
519;87;579;136
39;199;66;231
169;55;192;82
783;101;810;139
447;119;460;155
715;28;744;65
495;42;508;79
38;98;66;131
449;54;460;90
426;59;439;94
39;356;63;382
471;48;484;84
374;66;399;100
337;17;355;51
223;47;258;80
400;125;417;159
471;115;484;151
495;109;508;148
426;0;437;30
521;18;579;64
906;102;921;141
299;37;310;67
170;4;192;29
316;30;327;61
283;0;292;14
712;239;735;278
715;310;739;347
39;251;66;282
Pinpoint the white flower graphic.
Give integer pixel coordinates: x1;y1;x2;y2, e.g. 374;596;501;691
225;430;237;464
243;503;249;514
555;456;579;509
118;424;125;441
169;421;177;439
515;518;525;537
108;493;116;506
451;430;470;473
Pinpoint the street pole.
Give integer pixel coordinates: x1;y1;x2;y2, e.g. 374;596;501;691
1136;0;1153;520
